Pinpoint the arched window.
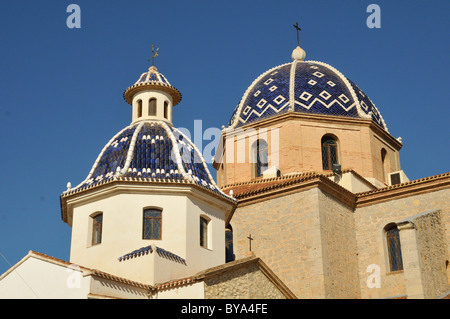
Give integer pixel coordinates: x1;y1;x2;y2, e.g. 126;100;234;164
200;216;210;248
164;101;169;119
381;148;389;183
137;100;142;118
386;224;403;272
225;225;235;262
91;213;103;245
148;98;157;116
143;208;162;240
252;139;268;177
321;135;338;170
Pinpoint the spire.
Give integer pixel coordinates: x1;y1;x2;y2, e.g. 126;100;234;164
292;22;306;61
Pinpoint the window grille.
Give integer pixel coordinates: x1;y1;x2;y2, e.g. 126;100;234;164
143;209;162;240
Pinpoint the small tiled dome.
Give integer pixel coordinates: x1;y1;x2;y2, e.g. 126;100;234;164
67;121;228;198
228;48;388;131
123;66;182;106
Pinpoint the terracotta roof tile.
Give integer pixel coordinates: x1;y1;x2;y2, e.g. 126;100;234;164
221;171;323;199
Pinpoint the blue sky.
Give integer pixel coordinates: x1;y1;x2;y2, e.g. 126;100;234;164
0;0;449;275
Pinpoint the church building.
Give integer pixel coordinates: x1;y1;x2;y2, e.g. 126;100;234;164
0;34;449;299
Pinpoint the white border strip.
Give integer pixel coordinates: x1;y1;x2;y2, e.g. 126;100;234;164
120;122;144;175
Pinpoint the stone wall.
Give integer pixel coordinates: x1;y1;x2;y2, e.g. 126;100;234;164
231;185;360;298
317;190;360;298
203;262;286;299
413;210;449;298
231;188;323;298
228;173;450;299
355;188;450;298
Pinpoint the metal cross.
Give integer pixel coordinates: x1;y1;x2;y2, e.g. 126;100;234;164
293;22;301;46
247;234;254;252
148;44;159;66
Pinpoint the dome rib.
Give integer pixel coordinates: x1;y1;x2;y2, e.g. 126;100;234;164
121;122;145;175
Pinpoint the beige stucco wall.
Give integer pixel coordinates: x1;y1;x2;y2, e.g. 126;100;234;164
132;90;173;124
0;256;90;299
67;183;230;286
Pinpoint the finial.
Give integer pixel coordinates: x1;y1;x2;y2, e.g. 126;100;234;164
292;22;306;61
292;46;306;61
148;44;159;67
66;182;71;190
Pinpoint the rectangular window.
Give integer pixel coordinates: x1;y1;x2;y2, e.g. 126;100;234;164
200;217;209;248
92;214;103;245
143;209;162;240
148;99;157;116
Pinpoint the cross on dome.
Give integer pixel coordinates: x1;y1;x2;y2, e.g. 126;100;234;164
292;21;306;61
293;22;301;46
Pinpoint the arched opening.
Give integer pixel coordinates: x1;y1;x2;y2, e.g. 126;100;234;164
251;139;268;178
91;212;103;246
381;148;389;183
385;224;403;272
225;224;235;262
164;100;169;119
200;216;210;249
137;100;142;118
321;135;339;170
148;98;157;116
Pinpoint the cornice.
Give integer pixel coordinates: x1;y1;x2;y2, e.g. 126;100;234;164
123;82;182;106
223;111;402;150
355;172;450;207
60;177;237;225
222;171;450;221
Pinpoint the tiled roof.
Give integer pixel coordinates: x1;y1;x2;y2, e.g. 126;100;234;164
356;171;450;197
123;66;182;105
228;60;387;131
155;253;297;298
6;251;152;290
62;121;234;203
222;170;450;217
118;244;186;265
221;171;326;199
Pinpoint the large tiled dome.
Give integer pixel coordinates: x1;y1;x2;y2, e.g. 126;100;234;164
228;47;388;131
